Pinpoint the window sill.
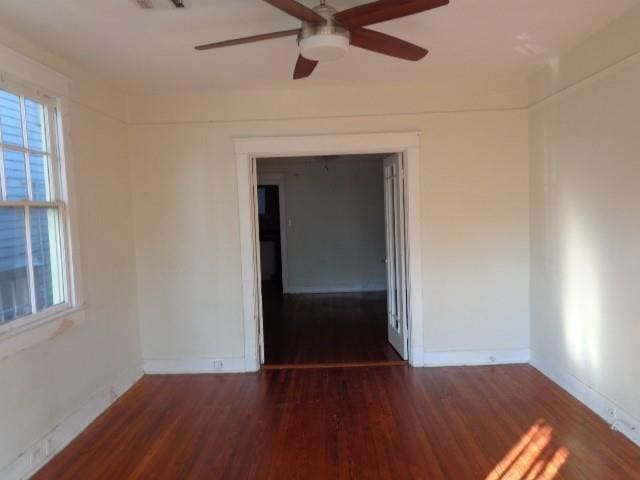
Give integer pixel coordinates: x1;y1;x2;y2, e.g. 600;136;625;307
0;305;86;361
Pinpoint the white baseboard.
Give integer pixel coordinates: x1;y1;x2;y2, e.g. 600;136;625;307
143;356;246;374
1;362;143;480
530;351;640;447
415;348;531;367
285;286;386;294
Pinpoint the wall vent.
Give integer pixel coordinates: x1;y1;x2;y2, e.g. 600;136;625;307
133;0;185;9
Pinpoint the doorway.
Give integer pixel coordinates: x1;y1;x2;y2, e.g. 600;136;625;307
257;183;284;291
234;132;424;372
256;153;409;367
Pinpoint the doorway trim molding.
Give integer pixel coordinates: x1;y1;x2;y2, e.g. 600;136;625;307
234;132;423;372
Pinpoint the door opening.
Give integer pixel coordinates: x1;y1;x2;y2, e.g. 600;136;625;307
255;154;409;367
234;132;423;372
257;184;283;290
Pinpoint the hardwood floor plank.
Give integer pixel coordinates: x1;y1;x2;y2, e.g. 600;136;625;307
33;365;640;479
262;360;406;370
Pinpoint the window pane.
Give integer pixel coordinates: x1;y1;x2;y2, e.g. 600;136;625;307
25;99;47;152
3;149;28;200
30;154;51;201
30;207;65;311
0;90;24;147
0;208;31;323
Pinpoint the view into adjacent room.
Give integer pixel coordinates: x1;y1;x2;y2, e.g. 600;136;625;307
256;154;406;366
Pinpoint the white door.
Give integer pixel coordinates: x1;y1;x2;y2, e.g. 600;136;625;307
250;161;265;364
384;153;409;360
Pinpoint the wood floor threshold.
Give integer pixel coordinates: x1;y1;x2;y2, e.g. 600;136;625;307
262;360;407;370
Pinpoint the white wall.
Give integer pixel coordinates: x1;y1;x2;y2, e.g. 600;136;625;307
0;27;142;477
258;155;386;294
529;5;640;442
127;81;530;366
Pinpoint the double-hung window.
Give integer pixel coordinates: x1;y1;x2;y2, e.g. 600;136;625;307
0;86;69;326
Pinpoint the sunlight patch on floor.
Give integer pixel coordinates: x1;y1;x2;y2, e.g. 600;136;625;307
486;420;570;480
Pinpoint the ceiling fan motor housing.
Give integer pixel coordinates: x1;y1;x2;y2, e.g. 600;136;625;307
298;4;350;62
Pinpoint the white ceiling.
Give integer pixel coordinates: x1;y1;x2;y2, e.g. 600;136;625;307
0;0;638;92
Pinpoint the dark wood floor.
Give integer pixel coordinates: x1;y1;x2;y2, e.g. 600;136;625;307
34;365;640;479
262;289;402;365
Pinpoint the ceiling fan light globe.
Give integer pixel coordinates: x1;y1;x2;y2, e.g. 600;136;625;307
299;33;350;62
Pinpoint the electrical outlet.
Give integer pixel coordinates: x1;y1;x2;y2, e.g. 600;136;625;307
211;360;224;371
489;355;497;363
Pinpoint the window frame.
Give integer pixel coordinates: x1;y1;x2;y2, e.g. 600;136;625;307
0;72;82;342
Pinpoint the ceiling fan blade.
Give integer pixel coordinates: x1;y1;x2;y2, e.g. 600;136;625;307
262;0;325;23
195;29;300;51
293;54;318;79
335;0;449;29
350;28;428;61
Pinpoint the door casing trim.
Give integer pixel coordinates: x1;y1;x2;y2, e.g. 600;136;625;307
234;132;423;371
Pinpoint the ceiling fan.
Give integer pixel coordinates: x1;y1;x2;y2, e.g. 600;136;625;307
195;0;449;79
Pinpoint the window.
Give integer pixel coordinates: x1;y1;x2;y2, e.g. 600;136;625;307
0;87;69;326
